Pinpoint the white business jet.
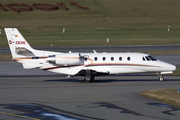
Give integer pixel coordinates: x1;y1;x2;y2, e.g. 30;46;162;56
5;28;176;82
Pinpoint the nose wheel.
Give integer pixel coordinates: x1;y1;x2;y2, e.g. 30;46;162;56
159;76;164;82
157;72;164;82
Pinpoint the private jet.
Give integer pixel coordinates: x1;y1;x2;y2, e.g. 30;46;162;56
5;28;176;82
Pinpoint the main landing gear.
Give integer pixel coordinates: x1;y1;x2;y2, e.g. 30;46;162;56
156;72;164;82
84;76;95;82
84;69;95;82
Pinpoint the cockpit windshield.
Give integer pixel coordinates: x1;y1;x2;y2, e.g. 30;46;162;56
147;55;157;61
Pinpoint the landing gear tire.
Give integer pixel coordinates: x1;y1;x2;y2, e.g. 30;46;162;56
84;76;95;82
84;77;90;82
156;72;164;82
159;76;164;82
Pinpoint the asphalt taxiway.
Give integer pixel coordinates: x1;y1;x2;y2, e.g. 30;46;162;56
0;46;180;120
0;75;180;120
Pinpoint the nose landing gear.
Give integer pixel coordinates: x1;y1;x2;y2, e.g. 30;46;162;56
156;72;164;82
159;76;164;82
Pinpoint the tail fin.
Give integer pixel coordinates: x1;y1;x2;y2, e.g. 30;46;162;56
4;28;35;59
4;28;62;69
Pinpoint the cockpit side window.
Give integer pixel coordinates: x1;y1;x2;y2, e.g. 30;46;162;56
143;57;146;61
145;56;151;61
145;56;157;61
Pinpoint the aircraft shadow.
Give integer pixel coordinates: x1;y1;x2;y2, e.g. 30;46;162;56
44;78;180;83
0;75;179;83
43;74;180;83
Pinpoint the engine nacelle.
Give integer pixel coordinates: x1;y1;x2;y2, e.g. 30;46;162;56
47;53;84;66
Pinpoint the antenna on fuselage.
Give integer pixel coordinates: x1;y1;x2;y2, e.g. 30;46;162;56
93;50;97;53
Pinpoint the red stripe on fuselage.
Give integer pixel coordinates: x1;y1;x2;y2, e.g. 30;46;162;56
42;63;158;71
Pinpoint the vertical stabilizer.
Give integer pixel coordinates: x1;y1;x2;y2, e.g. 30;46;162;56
4;28;35;59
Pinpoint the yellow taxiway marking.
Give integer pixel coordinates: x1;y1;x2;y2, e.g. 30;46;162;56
0;111;40;120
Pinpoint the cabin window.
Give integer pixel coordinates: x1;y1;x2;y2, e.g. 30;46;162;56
85;58;88;61
94;57;98;61
119;57;122;61
127;57;130;61
111;57;114;61
103;57;106;61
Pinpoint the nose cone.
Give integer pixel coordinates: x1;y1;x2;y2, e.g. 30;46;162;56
158;61;176;72
169;64;176;71
165;62;176;71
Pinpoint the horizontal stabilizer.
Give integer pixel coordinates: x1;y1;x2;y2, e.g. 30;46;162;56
16;47;35;56
22;60;43;69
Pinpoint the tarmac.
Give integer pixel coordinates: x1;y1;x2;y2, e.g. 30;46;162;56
0;46;180;120
0;74;180;120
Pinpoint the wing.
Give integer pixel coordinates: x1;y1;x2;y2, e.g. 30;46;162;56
76;68;109;76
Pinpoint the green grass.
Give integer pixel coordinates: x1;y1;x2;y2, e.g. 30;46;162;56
146;51;180;55
140;88;180;108
172;66;180;75
0;0;180;47
0;54;12;61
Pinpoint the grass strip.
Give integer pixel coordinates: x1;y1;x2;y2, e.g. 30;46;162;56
0;54;12;61
171;66;180;75
146;51;180;55
140;88;180;108
1;0;180;47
